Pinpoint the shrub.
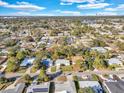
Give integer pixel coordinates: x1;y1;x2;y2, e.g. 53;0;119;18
0;77;8;84
57;76;67;82
51;66;56;72
61;65;72;72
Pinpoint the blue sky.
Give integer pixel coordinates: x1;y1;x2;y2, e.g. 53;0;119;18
0;0;124;16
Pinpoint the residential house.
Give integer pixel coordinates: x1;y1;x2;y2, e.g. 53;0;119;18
55;59;70;67
79;81;103;93
26;82;50;93
91;47;107;53
20;57;35;67
117;54;124;62
1;49;8;54
42;59;53;68
55;81;76;93
108;58;123;66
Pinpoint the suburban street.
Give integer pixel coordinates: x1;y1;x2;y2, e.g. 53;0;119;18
3;70;124;79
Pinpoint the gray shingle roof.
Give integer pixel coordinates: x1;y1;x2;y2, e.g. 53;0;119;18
105;81;124;93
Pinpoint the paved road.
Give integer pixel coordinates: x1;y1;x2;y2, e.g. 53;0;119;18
4;72;38;78
4;70;124;78
73;70;124;76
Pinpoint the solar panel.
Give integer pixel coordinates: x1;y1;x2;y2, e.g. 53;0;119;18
33;88;48;92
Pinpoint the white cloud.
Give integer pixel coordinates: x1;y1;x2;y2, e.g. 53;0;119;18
105;4;124;11
6;4;45;11
56;10;81;15
61;11;81;15
0;0;45;11
77;3;110;9
97;12;117;15
104;8;116;11
16;2;30;5
15;12;31;15
61;0;104;4
60;2;73;5
84;12;117;16
34;13;55;16
117;4;124;9
0;0;8;6
1;12;55;16
0;12;31;16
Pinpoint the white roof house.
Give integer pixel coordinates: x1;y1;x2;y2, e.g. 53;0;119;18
79;81;103;93
117;54;124;61
1;49;8;54
55;59;70;66
56;90;68;93
55;81;76;93
26;82;50;93
20;57;35;67
91;47;107;53
108;58;123;66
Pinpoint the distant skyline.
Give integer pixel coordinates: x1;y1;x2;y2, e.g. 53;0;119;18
0;0;124;16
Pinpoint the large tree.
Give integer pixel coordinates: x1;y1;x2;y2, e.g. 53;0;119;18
16;51;26;61
6;57;18;72
38;68;49;82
